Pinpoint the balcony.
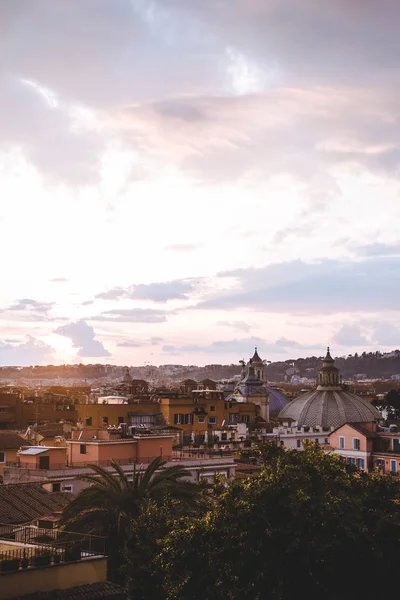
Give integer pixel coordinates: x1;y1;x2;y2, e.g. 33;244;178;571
0;524;107;600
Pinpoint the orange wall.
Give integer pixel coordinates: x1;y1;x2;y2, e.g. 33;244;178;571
18;448;67;469
76;403;160;428
69;440;137;465
135;436;173;460
330;424;368;451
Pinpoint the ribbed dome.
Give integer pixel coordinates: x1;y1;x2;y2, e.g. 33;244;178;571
278;348;379;429
278;388;380;429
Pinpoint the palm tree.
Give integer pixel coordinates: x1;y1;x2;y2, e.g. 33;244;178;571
58;456;203;538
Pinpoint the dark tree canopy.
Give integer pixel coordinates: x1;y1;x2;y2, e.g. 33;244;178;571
157;443;400;600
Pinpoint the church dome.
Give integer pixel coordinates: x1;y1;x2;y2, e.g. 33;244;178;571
277;348;380;429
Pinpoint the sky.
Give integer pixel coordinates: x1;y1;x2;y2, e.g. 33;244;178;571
1;0;400;367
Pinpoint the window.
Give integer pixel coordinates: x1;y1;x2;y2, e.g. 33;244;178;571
356;458;365;469
353;438;360;451
208;417;217;425
52;483;61;492
229;413;238;424
391;460;397;473
0;452;5;463
80;444;87;455
210;405;215;412
393;439;400;451
102;416;108;425
85;416;92;426
324;438;329;444
174;414;184;425
339;436;345;449
184;414;194;425
118;416;124;425
241;415;249;424
347;457;356;464
198;417;205;424
63;485;73;492
296;439;301;449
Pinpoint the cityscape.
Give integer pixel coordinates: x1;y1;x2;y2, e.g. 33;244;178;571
2;1;400;599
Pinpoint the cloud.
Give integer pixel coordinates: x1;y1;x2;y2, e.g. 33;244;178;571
50;278;69;283
0;336;55;366
91;308;168;323
197;256;400;313
5;298;54;314
116;339;144;348
332;324;370;346
0;299;55;321
275;338;305;349
162;337;287;356
55;320;111;357
372;322;400;347
354;242;400;258
96;279;195;302
216;320;253;333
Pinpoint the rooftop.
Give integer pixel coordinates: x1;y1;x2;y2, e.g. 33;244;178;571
0;484;73;524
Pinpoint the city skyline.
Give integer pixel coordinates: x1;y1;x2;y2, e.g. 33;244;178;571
1;1;400;366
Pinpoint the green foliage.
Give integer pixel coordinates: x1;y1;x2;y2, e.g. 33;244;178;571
59;456;205;583
159;443;400;600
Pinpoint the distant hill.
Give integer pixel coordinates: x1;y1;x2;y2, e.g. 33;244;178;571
0;350;399;383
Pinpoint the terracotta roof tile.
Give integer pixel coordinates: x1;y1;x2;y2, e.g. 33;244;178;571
12;582;126;600
0;483;73;524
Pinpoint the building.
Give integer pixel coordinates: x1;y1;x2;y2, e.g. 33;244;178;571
4;428;237;490
222;348;290;419
278;348;380;430
0;523;123;600
159;389;257;445
75;400;161;429
0;483;73;525
0;431;31;479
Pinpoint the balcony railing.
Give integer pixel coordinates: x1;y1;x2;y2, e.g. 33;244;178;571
0;524;106;575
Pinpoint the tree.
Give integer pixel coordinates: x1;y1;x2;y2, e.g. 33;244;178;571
159;443;400;600
59;457;204;582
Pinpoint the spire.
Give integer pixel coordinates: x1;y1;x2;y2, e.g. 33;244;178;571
251;346;263;363
317;347;340;389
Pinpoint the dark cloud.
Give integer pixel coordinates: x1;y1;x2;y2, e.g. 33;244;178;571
0;336;55;366
97;280;195;303
197;256;400;314
332;324;369;346
92;308;168;323
2;0;400;187
55;320;111;357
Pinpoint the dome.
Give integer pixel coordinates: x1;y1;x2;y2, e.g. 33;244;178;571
278;348;380;429
267;387;291;417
